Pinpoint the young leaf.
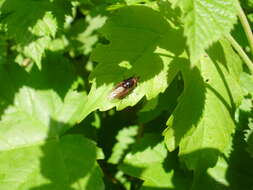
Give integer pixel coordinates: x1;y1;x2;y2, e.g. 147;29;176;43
78;6;186;122
178;0;237;63
164;40;243;171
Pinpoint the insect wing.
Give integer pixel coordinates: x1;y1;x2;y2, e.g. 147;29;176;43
108;86;125;100
108;77;139;100
116;88;132;99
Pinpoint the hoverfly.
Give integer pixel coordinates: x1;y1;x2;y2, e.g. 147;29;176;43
108;76;139;100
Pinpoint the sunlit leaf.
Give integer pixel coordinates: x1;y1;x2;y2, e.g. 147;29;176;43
120;134;191;189
164;40;243;170
0;53;86;150
108;125;138;164
0;135;104;190
78;5;186;122
179;0;237;63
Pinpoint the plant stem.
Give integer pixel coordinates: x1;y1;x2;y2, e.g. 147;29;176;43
227;34;253;74
237;3;253;55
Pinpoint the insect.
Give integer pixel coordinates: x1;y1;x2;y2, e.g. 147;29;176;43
108;76;139;100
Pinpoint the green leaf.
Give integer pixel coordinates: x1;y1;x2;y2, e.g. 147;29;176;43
22;36;52;68
207;157;229;187
0;34;7;64
245;119;253;157
0;52;104;189
179;0;237;63
47;35;69;52
78;5;186;122
67;15;107;57
119;134;191;189
0;134;104;190
240;72;253;95
207;129;253;190
0;0;72;68
227;129;253;190
138;76;183;123
108;125;138;164
164;40;243;170
190;128;253;190
0;53;86;150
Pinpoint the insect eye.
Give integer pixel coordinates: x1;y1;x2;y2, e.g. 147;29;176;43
123;81;131;88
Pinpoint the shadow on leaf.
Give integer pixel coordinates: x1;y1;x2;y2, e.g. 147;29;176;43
164;65;206;151
90;5;185;86
29;118;103;190
0;0;72;45
0;50;78;118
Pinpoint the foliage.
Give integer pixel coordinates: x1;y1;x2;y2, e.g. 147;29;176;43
0;0;253;189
